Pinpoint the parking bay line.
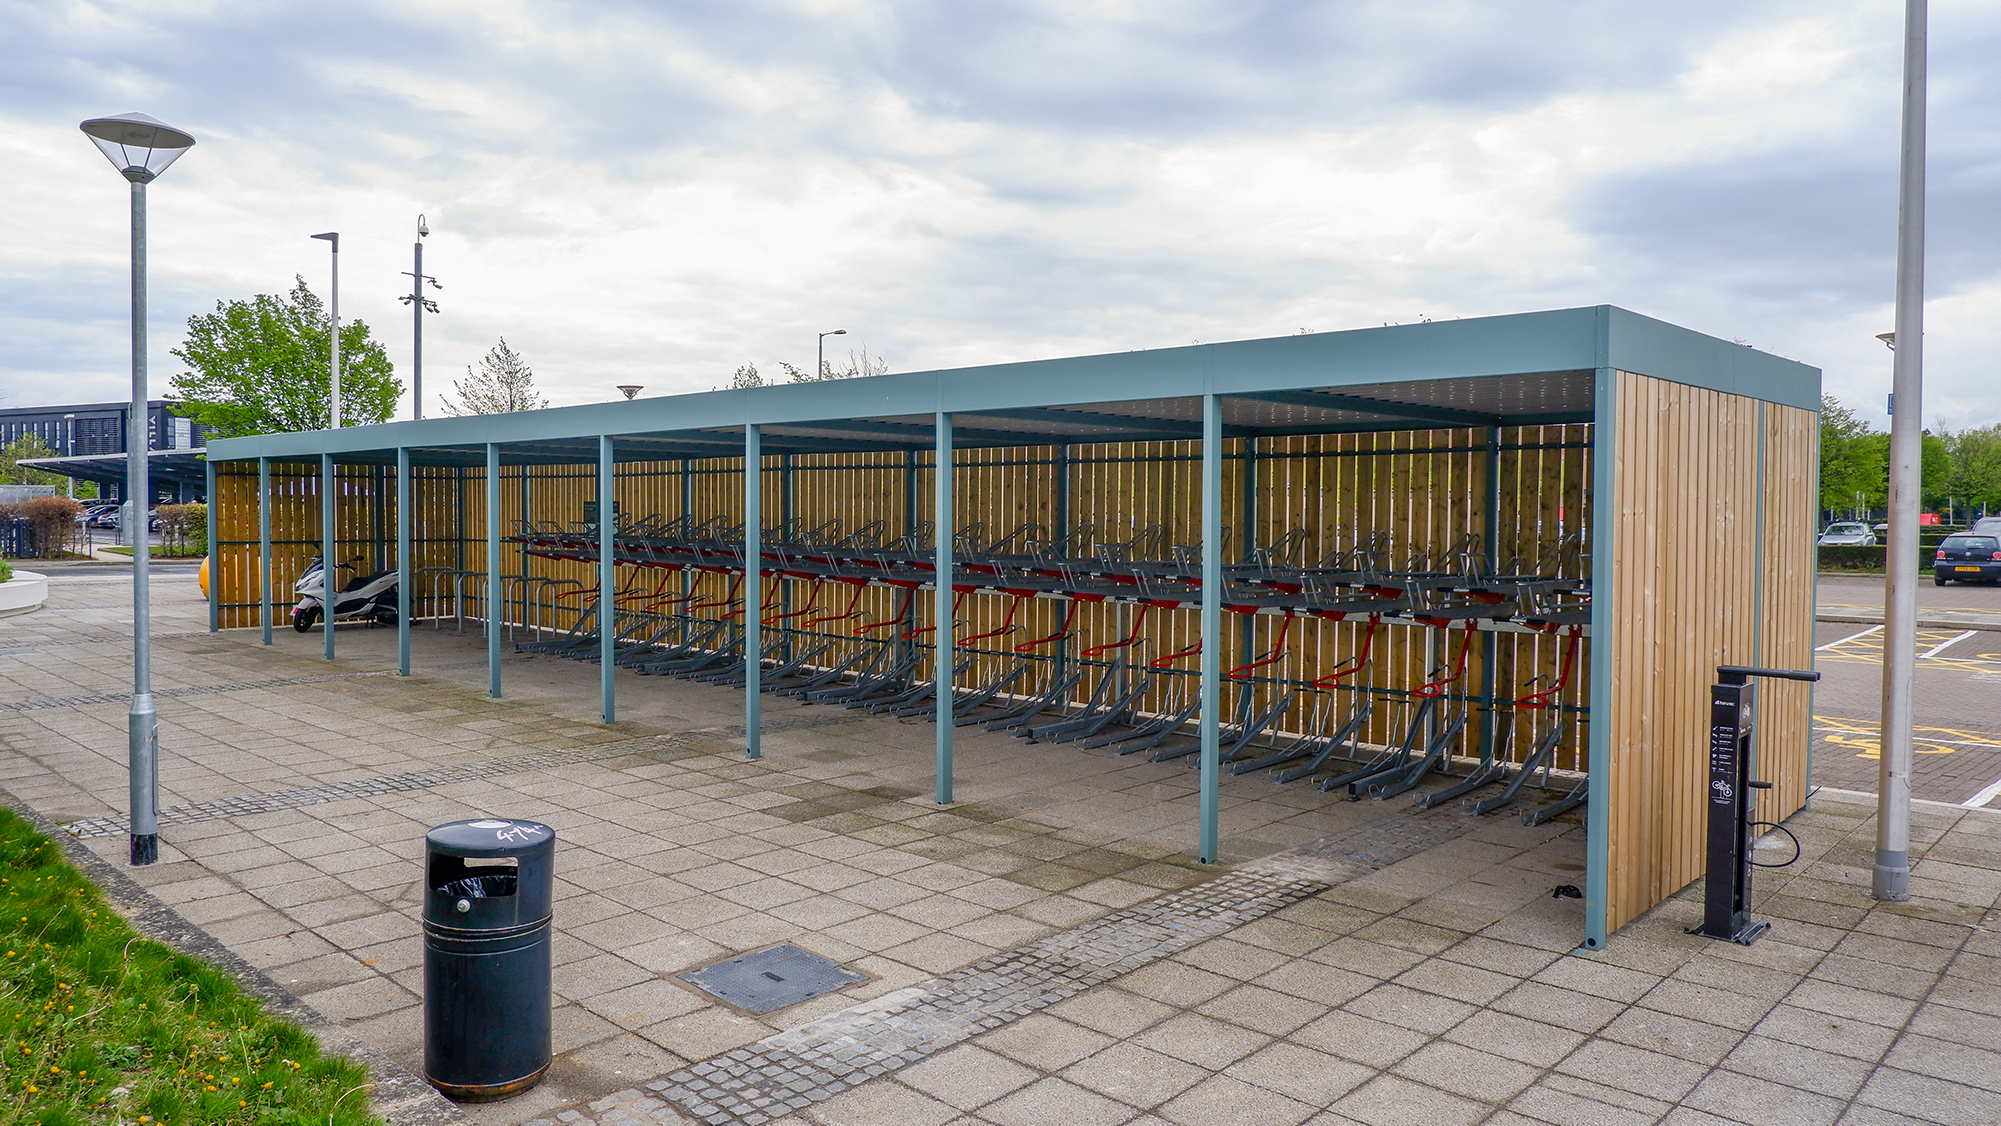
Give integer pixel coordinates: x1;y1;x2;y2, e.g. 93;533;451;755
1920;630;1979;659
1817;625;1883;652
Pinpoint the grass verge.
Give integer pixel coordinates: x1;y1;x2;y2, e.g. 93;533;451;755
0;809;383;1126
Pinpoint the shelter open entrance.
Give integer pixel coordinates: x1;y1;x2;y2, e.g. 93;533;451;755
203;305;1821;948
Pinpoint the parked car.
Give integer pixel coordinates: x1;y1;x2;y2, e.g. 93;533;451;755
1973;516;2001;537
75;504;117;525
1934;534;2001;585
1818;522;1877;546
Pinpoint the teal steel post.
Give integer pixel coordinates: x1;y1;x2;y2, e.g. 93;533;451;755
322;453;335;661
1583;366;1617;949
599;435;616;723
1200;393;1222;863
1480;426;1501;761
205;458;217;633
744;425;762;758
259;458;272;645
935;412;955;804
397;447;411;676
486;443;501;698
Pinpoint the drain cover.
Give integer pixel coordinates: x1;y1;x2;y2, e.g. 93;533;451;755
678;944;868;1015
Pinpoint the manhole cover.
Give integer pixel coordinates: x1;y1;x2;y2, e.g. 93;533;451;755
678;944;868;1015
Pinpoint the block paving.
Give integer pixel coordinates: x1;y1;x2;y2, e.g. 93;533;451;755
0;562;1996;1126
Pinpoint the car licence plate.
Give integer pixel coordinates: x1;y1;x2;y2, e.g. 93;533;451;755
1956;566;1982;572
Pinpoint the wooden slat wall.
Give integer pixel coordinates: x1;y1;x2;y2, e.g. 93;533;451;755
1755;404;1818;828
210;428;1596;771
1603;374;1816;934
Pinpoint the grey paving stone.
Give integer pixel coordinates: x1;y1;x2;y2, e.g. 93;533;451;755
1059;1042;1209;1109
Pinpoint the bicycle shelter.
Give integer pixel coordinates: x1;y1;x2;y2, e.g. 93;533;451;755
202;305;1821;948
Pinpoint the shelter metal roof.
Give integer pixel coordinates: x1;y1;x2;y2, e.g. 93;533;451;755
205;306;1821;470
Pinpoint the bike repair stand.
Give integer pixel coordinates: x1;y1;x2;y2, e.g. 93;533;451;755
1687;664;1821;946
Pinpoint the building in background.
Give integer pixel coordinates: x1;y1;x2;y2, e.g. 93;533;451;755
3;399;207;504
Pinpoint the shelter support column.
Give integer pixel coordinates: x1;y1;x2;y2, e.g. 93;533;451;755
397;447;411;676
1199;394;1222;863
205;459;218;633
935;412;954;805
1479;426;1501;761
599;436;616;724
486;443;501;698
1583;366;1617;949
745;425;762;758
322;453;335;661
259;458;272;646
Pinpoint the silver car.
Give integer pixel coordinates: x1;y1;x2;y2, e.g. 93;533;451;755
1818;522;1877;546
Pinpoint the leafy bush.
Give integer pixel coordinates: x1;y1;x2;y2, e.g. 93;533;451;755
0;560;11;584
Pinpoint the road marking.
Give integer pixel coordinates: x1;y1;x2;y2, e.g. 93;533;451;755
1964;777;2001;809
1816;625;1882;652
1921;630;1979;659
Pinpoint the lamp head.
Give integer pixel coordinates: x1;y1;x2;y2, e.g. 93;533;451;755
617;385;644;400
310;232;339;251
80;112;195;183
1876;332;1896;350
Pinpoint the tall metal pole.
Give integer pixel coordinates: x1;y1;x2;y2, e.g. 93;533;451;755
322;453;336;661
598;435;615;723
1876;0;1928;902
314;233;341;427
126;177;158;867
330;242;340;427
935;413;955;804
397;447;411;677
486;443;502;699
259;457;272;646
413;238;424;420
205;459;218;633
744;425;762;758
1199;393;1223;863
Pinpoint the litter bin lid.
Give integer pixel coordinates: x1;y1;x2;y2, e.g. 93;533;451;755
428;818;555;858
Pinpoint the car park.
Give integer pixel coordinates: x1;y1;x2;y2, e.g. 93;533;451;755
1934;534;2001;585
1818;522;1877;546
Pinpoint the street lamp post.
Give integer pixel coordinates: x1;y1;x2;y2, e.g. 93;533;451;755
311;233;340;427
1876;0;1928;903
62;414;75;498
401;216;441;419
818;329;847;381
80;111;195;867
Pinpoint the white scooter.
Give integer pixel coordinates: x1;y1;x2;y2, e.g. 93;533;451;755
293;555;400;632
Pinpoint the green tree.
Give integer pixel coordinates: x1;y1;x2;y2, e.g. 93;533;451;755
1920;431;1953;509
1818;395;1885;513
1942;424;2001;512
442;338;546;415
169;277;402;438
0;435;66;487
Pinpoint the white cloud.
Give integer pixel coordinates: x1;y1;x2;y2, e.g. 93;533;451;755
0;0;1995;431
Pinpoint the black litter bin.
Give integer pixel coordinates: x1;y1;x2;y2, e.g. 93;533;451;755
422;818;555;1100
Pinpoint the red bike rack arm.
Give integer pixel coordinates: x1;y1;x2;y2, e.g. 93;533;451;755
1148;636;1201;669
1013;599;1079;654
1412;619;1479;698
1079;603;1150;658
804;581;869;627
1312;613;1380;688
1227;612;1293;680
1514;626;1583;709
957;592;1027;647
901;590;967;639
855;587;917;636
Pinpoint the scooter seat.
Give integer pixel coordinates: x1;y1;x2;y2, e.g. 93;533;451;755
344;570;394;592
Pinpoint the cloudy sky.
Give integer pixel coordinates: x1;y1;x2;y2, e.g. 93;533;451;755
3;0;1997;429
